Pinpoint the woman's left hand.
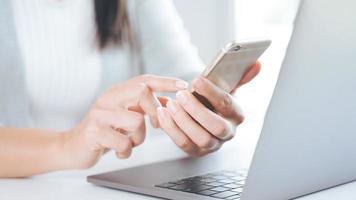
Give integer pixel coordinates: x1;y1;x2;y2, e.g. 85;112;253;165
157;62;261;156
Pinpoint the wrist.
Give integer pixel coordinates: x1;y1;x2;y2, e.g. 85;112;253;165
50;130;76;170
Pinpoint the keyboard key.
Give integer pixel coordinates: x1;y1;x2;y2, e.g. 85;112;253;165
201;178;216;183
190;185;214;192
206;182;225;187
235;180;245;185
212;175;228;180
218;179;235;184
188;179;205;185
223;183;241;189
231;188;243;193
225;195;240;200
211;191;238;199
232;177;246;181
196;189;218;196
210;187;230;192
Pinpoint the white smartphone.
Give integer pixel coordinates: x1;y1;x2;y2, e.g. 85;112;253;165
193;39;271;111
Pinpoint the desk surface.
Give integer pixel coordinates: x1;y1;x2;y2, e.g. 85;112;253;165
1;135;355;200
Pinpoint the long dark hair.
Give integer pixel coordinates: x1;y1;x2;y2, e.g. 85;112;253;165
94;0;133;49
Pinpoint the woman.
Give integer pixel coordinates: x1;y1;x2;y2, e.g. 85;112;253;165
0;0;260;178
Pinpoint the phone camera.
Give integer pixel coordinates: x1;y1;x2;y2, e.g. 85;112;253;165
233;45;241;51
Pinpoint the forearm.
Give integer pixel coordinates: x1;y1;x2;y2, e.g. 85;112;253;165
0;128;70;178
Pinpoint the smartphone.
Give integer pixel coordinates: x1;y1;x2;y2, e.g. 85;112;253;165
193;39;271;111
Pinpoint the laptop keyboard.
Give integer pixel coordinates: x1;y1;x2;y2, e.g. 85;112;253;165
155;170;246;199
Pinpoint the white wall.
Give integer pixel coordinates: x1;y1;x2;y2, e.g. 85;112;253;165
173;0;235;64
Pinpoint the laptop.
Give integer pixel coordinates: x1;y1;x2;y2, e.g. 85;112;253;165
87;0;356;199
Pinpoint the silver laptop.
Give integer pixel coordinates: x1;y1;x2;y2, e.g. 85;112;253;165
87;0;356;199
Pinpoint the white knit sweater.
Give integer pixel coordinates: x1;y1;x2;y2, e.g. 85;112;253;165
10;0;204;130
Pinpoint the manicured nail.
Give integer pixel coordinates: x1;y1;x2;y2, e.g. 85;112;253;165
209;139;220;150
157;107;166;120
192;77;204;89
167;100;179;114
175;80;189;89
151;116;159;129
176;91;188;104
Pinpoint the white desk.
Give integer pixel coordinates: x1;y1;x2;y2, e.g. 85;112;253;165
1;134;356;200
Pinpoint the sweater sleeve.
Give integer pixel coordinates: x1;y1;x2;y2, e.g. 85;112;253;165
130;0;205;81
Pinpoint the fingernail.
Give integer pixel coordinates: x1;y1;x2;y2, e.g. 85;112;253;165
176;91;188;104
209;140;220;150
175;80;189;90
192;77;204;89
157;107;166;120
151;116;159;128
167;100;178;114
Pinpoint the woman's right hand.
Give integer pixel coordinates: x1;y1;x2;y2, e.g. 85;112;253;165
60;75;188;169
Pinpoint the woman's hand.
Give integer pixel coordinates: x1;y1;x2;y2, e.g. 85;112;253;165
61;75;188;169
157;62;261;156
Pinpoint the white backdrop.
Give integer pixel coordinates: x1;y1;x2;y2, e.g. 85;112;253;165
173;0;235;64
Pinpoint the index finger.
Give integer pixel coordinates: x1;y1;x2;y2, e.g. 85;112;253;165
133;74;189;92
234;61;261;91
